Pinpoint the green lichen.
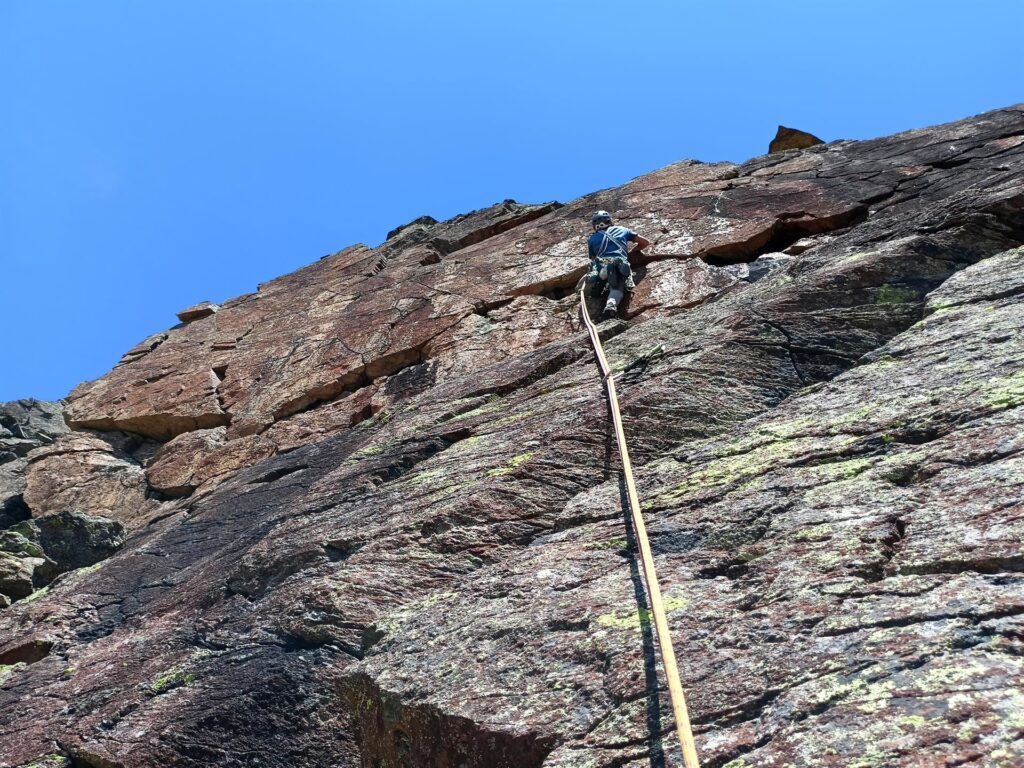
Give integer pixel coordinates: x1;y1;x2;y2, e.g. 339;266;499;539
985;371;1024;410
351;441;390;458
148;666;196;695
898;714;929;730
19;559;109;605
0;662;27;686
795;523;833;542
807;673;898;714
586;537;627;551
838;250;875;267
595;595;689;631
489;411;532;429
659;438;816;503
808;457;874;482
734;548;764;563
409;467;446;485
450;394;503;422
0;534;44;558
875;283;919;304
854;679;896;713
918;659;989;691
22;755;69;768
487;452;535;477
19;585;51;604
376;590;457;636
849;747;899;768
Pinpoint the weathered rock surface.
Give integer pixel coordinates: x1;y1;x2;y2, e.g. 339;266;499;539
176;301;220;324
0;400;68;462
0;405;141;604
23;433;150;524
0;400;69;525
24;512;126;574
3;105;1024;767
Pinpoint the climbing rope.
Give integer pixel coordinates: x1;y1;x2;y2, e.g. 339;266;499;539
578;289;701;768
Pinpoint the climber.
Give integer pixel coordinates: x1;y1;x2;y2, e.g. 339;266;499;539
578;210;652;317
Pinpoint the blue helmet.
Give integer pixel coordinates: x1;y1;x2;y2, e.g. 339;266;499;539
591;210;612;229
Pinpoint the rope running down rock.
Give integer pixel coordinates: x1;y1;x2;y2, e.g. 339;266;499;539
578;289;701;768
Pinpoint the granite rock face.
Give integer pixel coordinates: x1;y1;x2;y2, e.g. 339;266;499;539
2;105;1024;767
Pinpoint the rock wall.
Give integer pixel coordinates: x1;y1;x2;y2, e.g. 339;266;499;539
1;105;1023;767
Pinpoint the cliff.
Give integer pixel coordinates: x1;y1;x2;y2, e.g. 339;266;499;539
2;105;1023;767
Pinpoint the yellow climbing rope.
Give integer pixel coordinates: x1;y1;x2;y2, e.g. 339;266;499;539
578;289;701;768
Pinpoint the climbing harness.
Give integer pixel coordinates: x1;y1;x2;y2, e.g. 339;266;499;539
578;289;701;768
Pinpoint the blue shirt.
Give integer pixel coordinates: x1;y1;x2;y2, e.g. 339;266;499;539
588;225;637;261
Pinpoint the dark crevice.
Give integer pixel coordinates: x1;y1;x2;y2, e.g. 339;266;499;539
61;744;126;768
360;625;386;655
274;632;352;657
145;486;178;503
510;269;587;301
536;283;580;301
0;638;54;665
0;493;31;528
925;280;1024;314
695;559;750;581
322;537;365;561
472;297;515;316
334;429;477;500
249;463;309;485
547;618;591;632
701;206;868;266
818;604;1024;638
926;157;973;171
896;556;1024;578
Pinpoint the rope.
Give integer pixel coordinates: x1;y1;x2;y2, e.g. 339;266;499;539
578;289;701;768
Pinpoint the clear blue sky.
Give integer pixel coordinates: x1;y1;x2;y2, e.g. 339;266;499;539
2;1;1020;401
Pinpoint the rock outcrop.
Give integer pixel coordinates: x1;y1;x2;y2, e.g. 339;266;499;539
2;105;1024;767
768;126;825;154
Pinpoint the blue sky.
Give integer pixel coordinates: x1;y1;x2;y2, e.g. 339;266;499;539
2;1;1020;401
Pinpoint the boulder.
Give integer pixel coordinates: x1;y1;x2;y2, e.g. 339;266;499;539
769;124;825;153
27;511;126;573
0;552;35;600
176;301;220;323
23;433;150;528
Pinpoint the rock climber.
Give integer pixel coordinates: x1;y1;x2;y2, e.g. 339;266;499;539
578;210;652;317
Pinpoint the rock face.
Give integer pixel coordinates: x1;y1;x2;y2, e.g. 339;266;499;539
2;105;1024;767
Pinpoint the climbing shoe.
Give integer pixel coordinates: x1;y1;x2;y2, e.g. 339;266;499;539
625;274;636;291
603;299;618;317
